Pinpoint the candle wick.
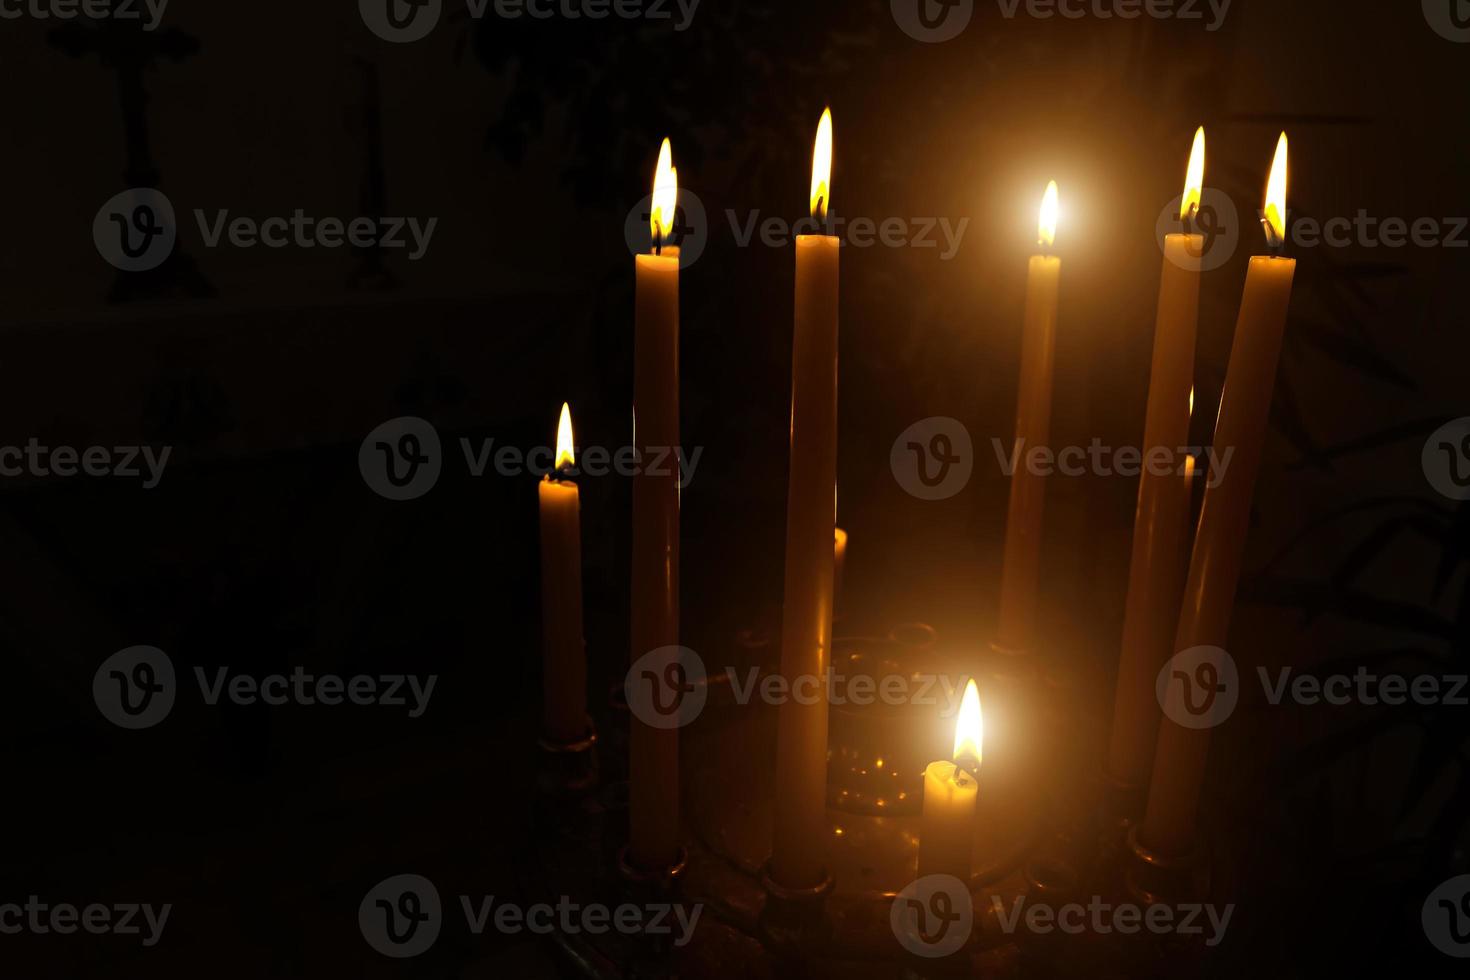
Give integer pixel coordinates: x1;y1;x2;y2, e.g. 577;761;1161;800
1262;217;1286;257
955;750;981;777
654;226;663;257
1181;203;1198;236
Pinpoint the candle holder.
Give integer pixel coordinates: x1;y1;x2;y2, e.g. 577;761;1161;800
757;860;836;968
614;846;691;973
1123;824;1211;908
536;720;599;797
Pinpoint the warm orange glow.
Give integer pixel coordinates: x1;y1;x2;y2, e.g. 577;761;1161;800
1263;132;1289;248
952;679;983;769
555;402;575;471
651;138;678;247
1038;181;1059;248
1189;386;1196;418
810;108;833;222
1181;127;1206;221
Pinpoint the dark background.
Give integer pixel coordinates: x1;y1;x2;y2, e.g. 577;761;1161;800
1;0;1467;976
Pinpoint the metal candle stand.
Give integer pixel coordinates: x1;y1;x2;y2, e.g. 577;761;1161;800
526;618;1217;977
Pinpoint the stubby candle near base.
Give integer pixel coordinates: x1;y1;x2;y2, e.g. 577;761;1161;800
1107;129;1207;791
918;680;983;881
630;140;681;872
540;403;587;744
918;762;978;880
996;182;1062;653
1142;134;1296;858
771;109;839;891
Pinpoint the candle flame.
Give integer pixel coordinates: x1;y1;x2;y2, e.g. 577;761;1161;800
1038;181;1059;249
651;138;678;247
1263;132;1289;248
555;402;575;471
1189;385;1195;418
952;679;983;769
1181;126;1206;221
810;108;833;222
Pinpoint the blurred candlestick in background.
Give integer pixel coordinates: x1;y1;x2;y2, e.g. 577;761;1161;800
539;403;587;744
1142;134;1296;858
1106;130;1207;795
833;526;848;615
630;139;682;871
771;109;839;890
996;182;1062;653
918;679;983;881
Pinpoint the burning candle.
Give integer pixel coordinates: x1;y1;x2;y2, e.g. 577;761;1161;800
1141;134;1296;858
630;138;682;871
539;403;587;745
918;680;983;881
1106;130;1206;792
771;109;839;891
996;182;1061;653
